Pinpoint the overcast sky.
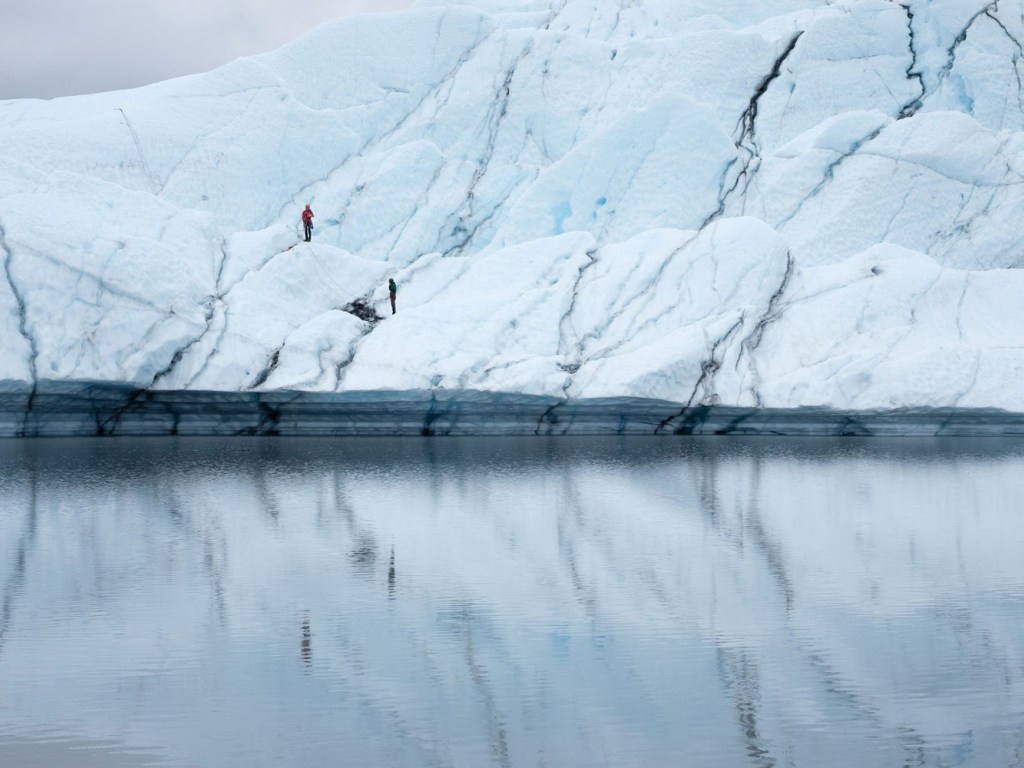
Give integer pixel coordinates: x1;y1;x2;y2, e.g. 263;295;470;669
0;0;418;100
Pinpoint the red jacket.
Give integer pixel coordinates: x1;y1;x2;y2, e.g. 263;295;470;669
302;208;314;224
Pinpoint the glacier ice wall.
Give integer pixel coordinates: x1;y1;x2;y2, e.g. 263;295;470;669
2;0;1024;415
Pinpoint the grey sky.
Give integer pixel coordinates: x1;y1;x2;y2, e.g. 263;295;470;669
0;0;418;100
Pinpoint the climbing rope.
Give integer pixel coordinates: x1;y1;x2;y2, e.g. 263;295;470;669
301;243;362;303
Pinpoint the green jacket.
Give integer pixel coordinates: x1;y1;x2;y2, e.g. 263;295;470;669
388;279;397;294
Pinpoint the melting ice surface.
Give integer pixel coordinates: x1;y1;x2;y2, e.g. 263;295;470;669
1;436;1023;767
4;0;1024;416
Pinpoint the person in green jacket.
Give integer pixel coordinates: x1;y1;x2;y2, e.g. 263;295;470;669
388;278;397;315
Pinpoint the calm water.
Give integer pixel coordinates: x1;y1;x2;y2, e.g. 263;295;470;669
0;437;1022;767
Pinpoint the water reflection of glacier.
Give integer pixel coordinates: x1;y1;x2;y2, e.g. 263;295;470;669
0;438;1022;767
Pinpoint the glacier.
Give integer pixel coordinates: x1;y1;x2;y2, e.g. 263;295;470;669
3;0;1024;435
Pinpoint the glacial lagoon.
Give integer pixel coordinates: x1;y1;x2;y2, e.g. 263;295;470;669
0;436;1022;767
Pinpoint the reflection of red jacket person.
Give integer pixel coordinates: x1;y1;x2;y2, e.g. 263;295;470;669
302;204;314;241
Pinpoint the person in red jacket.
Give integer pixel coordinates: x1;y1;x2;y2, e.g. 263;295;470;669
302;204;314;242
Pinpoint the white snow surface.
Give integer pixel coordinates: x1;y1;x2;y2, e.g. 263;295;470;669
2;0;1024;410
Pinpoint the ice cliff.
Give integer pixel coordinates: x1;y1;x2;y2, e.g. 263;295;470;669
3;0;1024;422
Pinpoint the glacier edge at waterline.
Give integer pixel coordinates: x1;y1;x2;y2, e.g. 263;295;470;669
3;0;1024;434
